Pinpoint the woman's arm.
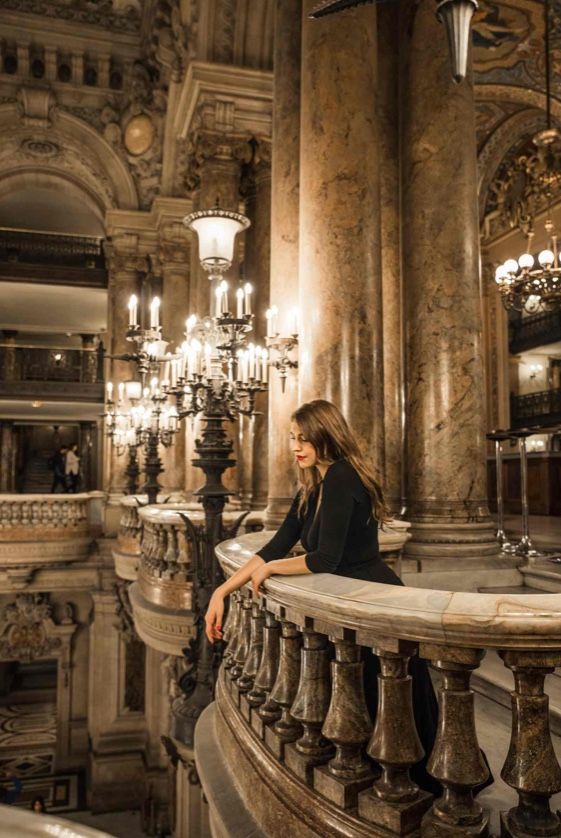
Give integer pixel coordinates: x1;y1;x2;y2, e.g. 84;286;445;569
250;554;311;596
255;492;303;562
205;554;265;643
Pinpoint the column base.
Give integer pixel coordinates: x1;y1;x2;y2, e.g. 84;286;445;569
401;522;521;591
264;497;294;529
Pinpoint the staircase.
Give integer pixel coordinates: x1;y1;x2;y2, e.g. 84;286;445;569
22;454;53;493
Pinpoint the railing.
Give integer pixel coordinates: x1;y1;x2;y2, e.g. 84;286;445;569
509;310;561;354
511;387;561;428
0;345;104;386
0;492;103;581
0;228;104;268
209;531;561;838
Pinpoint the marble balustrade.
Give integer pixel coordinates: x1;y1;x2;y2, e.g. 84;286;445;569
0;492;104;574
204;531;561;838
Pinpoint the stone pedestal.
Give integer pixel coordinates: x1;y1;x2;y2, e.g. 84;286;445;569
400;0;498;565
299;0;384;469
264;0;301;527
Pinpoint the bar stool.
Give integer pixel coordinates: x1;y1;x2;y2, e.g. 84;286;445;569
510;427;549;559
486;429;517;554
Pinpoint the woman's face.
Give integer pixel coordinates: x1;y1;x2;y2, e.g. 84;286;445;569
290;422;318;469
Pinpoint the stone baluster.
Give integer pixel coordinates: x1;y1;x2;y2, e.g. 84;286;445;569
264;620;302;759
285;628;333;784
163;525;179;578
229;595;253;681
420;646;489;836
314;638;373;809
223;592;242;669
238;603;265;720
238;602;265;692
253;611;282;733
359;643;432;832
499;650;561;838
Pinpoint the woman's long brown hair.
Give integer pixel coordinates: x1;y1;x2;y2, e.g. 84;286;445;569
292;399;391;522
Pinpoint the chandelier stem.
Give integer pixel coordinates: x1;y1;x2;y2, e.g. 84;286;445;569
545;0;552;131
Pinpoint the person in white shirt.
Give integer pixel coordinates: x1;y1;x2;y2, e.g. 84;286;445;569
65;444;80;493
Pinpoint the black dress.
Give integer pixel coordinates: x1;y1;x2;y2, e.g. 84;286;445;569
256;458;441;794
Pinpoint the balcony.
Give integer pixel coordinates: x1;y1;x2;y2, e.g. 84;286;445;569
0;228;106;287
0;345;104;401
509;310;561;354
510;387;561;428
0;492;103;589
195;532;561;838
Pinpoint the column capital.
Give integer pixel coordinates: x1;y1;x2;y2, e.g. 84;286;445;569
184;128;253;193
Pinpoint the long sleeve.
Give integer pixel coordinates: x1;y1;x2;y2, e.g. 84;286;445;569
305;461;357;573
256;492;303;562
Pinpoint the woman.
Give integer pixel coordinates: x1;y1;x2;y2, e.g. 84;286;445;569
30;795;47;814
205;399;443;793
65;444;80;493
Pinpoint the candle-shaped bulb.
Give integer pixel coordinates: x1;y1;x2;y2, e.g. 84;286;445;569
244;282;253;315
128;295;138;327
266;308;273;338
290;306;299;336
118;382;125;402
106;381;114;400
150;296;161;329
262;348;269;383
185;314;197;335
236;288;244;319
219;279;229;314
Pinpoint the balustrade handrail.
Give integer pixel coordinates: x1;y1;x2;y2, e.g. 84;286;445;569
217;532;561;650
0;492;104;537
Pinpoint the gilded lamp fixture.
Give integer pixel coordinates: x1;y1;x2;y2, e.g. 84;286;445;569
494;0;561;314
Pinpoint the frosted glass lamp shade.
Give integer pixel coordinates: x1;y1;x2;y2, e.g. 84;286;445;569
503;259;519;274
436;0;478;83
125;381;142;401
184;206;251;275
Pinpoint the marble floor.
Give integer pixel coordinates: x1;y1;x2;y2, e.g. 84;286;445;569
504;514;561;551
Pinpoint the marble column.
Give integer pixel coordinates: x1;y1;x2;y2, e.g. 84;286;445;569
80;334;98;384
299;0;385;470
243;141;271;510
160;243;190;497
482;253;510;433
106;251;143;497
401;0;498;563
264;0;301;527
0;421;15;492
378;4;403;515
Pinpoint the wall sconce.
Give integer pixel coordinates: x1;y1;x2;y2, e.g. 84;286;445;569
265;305;299;392
529;363;544;380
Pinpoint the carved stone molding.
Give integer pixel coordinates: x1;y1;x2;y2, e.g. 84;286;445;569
129;581;197;657
0;592;75;662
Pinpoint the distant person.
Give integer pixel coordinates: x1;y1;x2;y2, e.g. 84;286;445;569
0;770;22;805
30;794;47;813
50;446;68;493
65;444;80;493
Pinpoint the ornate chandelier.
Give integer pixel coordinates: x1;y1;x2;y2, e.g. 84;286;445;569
494;0;561;314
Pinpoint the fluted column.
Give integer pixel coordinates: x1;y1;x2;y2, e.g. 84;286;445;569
379;4;403;514
401;0;498;563
243;140;271;510
299;0;384;469
106;248;143;497
160;239;190;497
265;0;301;527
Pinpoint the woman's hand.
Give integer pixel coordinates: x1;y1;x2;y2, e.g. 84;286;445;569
251;562;273;597
205;589;225;644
